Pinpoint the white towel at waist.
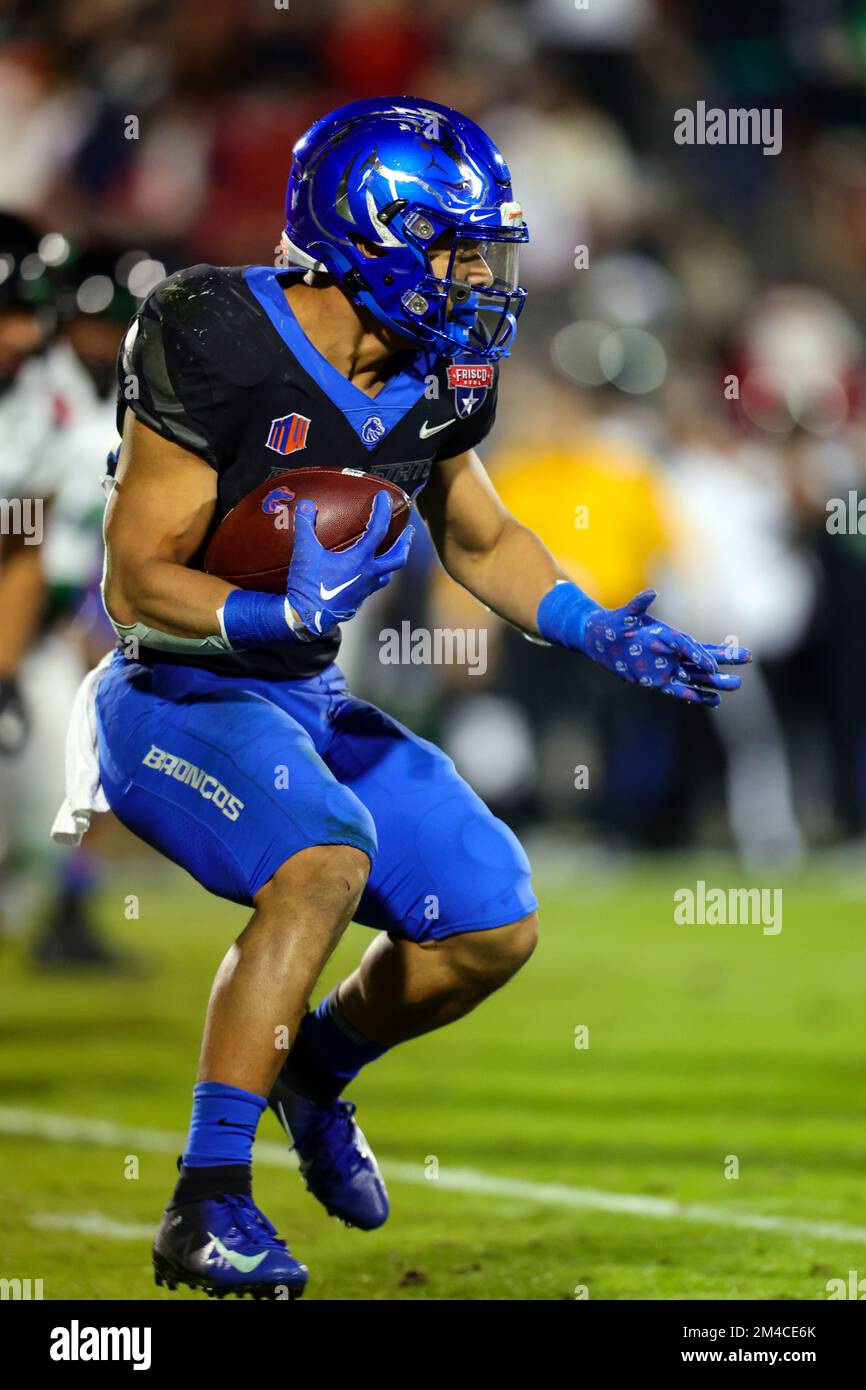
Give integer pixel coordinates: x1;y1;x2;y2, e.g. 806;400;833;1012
51;651;113;846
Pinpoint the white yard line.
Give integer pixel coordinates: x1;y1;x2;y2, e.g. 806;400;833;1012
30;1212;154;1240
3;1104;865;1245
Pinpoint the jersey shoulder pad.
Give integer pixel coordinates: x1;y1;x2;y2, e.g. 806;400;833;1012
129;264;274;387
117;264;273;467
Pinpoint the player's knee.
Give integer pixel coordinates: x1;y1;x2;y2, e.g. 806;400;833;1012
451;911;539;992
489;911;539;979
305;842;371;904
259;843;371;919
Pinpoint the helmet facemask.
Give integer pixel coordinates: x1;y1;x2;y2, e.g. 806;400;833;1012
418;221;525;358
353;203;527;361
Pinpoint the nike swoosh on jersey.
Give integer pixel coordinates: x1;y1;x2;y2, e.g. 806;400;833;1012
419;419;456;438
320;576;361;601
206;1233;269;1274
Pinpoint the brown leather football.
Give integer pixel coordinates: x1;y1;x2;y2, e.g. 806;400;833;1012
203;467;411;593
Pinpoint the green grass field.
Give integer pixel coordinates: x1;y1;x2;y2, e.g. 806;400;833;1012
2;856;865;1301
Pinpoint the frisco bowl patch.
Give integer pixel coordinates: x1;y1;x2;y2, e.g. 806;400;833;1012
447;364;495;391
447;362;494;417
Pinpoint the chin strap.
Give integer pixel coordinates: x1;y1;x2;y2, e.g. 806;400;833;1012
447;287;480;349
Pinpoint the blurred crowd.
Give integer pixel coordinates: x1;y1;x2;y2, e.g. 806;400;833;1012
2;0;866;963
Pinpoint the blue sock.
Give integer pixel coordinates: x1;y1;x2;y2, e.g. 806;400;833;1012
183;1081;267;1168
283;992;388;1104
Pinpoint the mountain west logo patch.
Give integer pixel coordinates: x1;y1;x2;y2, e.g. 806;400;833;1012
447;362;494;418
266;413;310;455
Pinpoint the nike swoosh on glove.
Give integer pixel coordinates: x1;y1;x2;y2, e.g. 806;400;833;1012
286;492;414;638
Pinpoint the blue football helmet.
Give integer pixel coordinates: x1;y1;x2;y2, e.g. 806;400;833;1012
283;96;528;361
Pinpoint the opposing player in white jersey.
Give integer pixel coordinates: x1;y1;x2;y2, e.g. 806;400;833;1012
0;217;145;965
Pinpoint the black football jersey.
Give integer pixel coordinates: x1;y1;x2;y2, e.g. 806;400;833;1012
115;263;499;679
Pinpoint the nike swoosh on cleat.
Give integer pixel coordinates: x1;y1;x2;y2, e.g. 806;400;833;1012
419;419;456;439
320;577;361;601
206;1233;269;1274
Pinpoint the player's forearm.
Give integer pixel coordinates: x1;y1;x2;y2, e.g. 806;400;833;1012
444;515;567;634
103;556;235;640
0;541;47;675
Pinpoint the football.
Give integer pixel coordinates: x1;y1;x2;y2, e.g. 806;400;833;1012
203;466;411;593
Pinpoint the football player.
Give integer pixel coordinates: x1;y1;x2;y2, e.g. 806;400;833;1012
0;211;58;763
0;213;100;959
88;98;749;1297
32;243;148;968
0;219;134;967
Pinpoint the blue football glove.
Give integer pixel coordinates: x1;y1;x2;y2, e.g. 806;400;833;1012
220;491;413;649
538;584;751;707
286;492;413;638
